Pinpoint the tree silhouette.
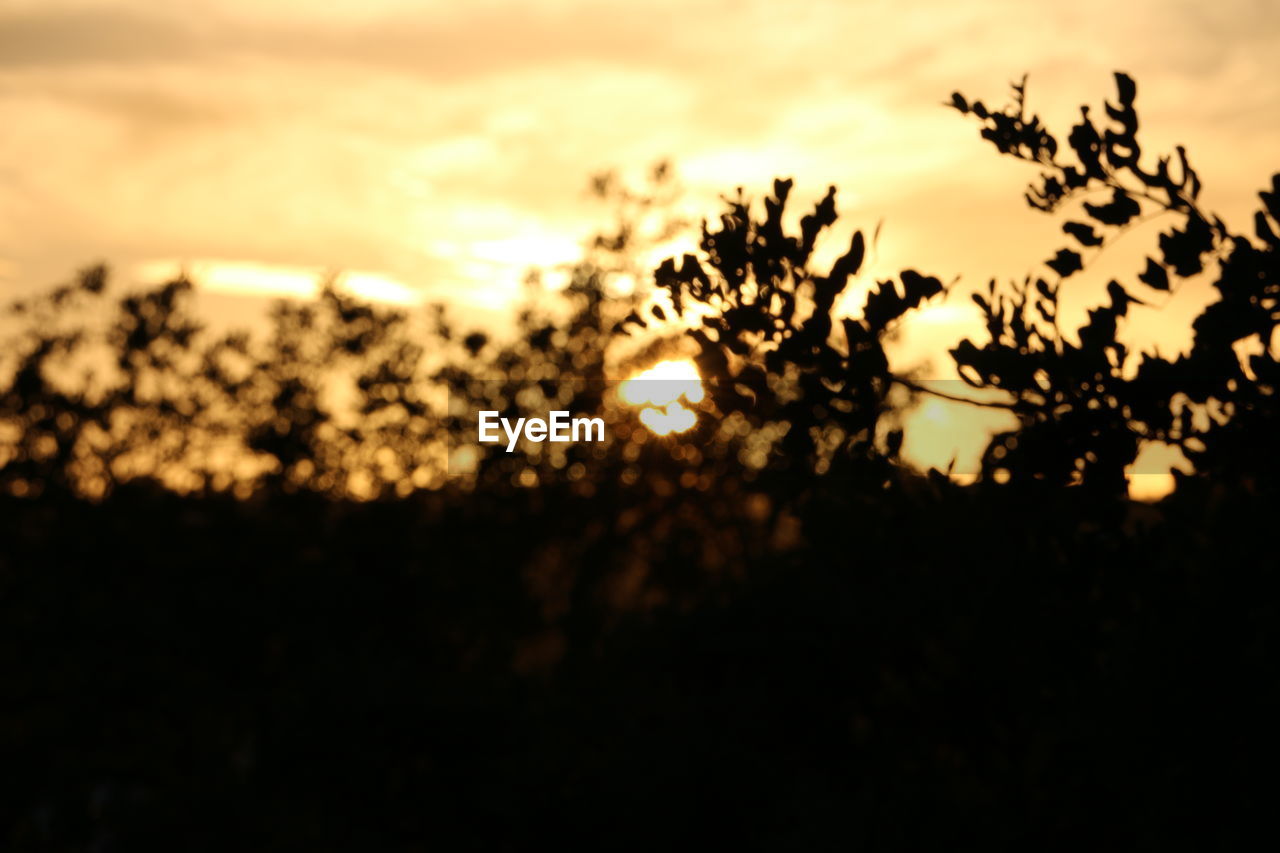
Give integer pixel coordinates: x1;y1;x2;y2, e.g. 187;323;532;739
947;73;1279;494
631;178;943;489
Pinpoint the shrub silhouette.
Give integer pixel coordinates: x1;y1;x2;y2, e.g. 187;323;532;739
632;179;945;492
948;73;1280;494
1;73;1278;850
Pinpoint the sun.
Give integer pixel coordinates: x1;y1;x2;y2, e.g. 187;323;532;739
619;359;704;436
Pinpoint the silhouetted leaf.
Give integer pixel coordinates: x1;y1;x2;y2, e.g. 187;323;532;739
1046;249;1083;278
1255;211;1279;247
1138;257;1169;291
1260;174;1280;220
1083;189;1141;226
886;429;904;457
901;269;943;304
1063;221;1103;247
1106;280;1142;312
1158;215;1214;277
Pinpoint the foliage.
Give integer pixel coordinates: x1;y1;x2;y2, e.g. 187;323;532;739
948;73;1279;493
0;273;441;499
3;75;1277;500
631;179;942;483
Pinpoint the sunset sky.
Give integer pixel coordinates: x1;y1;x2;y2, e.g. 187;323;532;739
3;0;1278;481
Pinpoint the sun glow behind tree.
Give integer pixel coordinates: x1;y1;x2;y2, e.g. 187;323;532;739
619;359;703;436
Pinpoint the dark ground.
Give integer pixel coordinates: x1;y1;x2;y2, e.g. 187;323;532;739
3;472;1276;851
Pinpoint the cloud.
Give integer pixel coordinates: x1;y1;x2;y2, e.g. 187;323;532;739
0;6;207;67
1;0;1277;339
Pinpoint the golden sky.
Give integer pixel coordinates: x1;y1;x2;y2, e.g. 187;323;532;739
2;2;1278;422
2;0;1277;489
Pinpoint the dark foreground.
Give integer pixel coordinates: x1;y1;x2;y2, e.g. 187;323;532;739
2;475;1276;851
